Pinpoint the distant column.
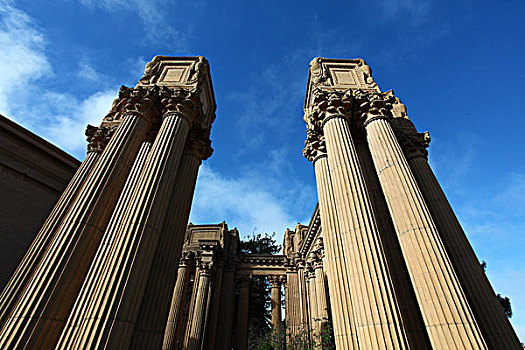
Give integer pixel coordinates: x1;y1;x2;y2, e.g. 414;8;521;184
215;260;236;350
186;257;214;350
395;123;522;349
0;89;153;349
306;265;318;343
312;245;329;339
234;275;251;350
303;129;357;349
0;124;107;328
268;275;283;330
362;90;487;349
162;252;193;350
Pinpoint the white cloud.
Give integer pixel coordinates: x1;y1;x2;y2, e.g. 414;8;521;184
0;0;52;116
190;165;306;243
0;1;119;159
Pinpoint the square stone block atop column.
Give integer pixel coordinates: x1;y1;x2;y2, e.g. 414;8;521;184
136;55;216;128
304;57;380;112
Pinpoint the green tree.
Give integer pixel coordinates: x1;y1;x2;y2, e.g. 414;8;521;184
239;233;281;347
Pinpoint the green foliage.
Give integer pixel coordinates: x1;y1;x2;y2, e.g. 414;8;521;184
239;232;281;255
249;321;336;350
481;261;513;318
497;294;513;318
240;233;281;345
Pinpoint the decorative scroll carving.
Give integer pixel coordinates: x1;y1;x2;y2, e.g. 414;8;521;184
85;124;116;154
306;88;353;129
303;128;326;163
354;89;396;125
310;58;331;87
179;251;193;268
184;126;214;161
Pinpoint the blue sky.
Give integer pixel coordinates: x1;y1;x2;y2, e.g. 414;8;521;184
1;0;523;340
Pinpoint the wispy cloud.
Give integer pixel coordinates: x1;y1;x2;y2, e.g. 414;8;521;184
0;1;119;158
190;165;307;242
0;0;52;116
75;0;190;47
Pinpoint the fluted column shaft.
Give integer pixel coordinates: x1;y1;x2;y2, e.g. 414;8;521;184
408;155;521;349
0;150;99;328
162;255;192;350
314;262;328;337
313;155;357;349
205;262;223;349
215;263;236;350
307;271;318;342
57;140;152;347
285;268;301;341
269;277;282;330
186;263;213;350
131;150;203;349
365;116;487;349
323;114;410;349
235;277;251;350
58;111;190;349
0;112;150;349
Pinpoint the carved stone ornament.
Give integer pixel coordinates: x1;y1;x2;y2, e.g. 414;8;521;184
396;129;431;161
303;128;327;163
103;85;161;125
184;126;214;161
137;56;162;85
268;275;284;287
354;89;396;125
179;251;193;267
85;124;116;154
306;87;353;130
159;86;207;127
309;57;331;87
196;259;214;276
357;58;378;88
187;56;209;84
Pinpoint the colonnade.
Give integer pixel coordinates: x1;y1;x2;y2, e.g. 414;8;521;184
302;57;521;349
0;56;217;349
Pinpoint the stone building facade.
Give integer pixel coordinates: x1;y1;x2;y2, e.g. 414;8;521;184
0;56;521;349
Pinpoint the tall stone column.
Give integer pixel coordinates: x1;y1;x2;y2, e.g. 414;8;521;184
162;252;192;350
285;264;301;341
361;90;487;349
215;260;236;350
0;87;154;349
204;258;223;349
268;275;283;330
0;124;107;328
186;257;214;350
57;139;153;347
303;132;357;350
234;275;251;350
57;90;198;349
130;127;213;349
396;125;522;349
307;88;411;349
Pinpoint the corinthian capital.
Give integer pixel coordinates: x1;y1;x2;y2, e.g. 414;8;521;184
103;85;161;125
184;126;213;161
354;89;396;125
306;87;353;129
396;129;431;161
159;87;206;126
303;128;327;164
85;124;116;154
